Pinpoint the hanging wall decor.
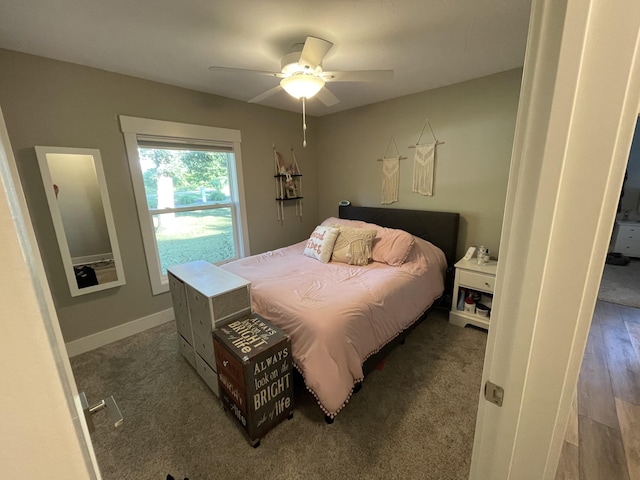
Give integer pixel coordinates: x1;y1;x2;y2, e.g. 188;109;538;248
377;137;406;205
273;145;303;223
409;119;445;197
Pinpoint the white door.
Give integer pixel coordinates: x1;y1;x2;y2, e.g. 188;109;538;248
470;1;640;479
0;105;102;478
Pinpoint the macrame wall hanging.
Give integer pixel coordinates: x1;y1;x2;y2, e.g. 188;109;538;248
409;119;445;196
377;137;406;204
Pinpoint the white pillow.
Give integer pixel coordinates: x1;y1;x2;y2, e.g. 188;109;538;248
303;225;340;263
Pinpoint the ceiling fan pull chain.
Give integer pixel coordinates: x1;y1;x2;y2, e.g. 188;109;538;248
302;97;307;148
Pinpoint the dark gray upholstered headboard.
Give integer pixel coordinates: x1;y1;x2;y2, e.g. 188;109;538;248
338;205;460;266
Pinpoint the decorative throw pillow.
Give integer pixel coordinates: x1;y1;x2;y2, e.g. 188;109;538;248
371;228;415;266
320;217;414;266
331;227;377;266
303;225;340;263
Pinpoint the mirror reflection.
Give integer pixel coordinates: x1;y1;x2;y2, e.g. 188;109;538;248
35;146;125;296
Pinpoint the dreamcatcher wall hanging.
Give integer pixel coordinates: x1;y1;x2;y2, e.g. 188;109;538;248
377;137;406;204
409;119;445;196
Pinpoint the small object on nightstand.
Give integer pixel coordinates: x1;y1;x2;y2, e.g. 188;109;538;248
476;246;488;265
463;246;476;261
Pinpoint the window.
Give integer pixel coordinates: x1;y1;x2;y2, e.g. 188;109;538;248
120;116;250;295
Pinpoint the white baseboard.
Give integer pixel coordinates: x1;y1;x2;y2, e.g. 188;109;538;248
65;308;174;357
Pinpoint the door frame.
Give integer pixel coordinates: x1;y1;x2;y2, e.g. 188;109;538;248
0;104;101;478
470;0;640;478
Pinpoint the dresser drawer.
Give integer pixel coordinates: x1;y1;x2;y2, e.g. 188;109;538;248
218;369;247;415
178;334;196;368
193;331;216;371
187;285;215;333
169;273;193;343
618;225;639;236
187;284;252;338
459;270;495;293
174;308;193;344
616;236;640;250
214;338;244;386
212;285;251;322
195;354;219;397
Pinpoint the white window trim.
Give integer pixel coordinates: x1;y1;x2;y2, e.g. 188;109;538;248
120;115;250;295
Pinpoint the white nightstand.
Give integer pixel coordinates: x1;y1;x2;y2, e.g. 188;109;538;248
449;257;497;330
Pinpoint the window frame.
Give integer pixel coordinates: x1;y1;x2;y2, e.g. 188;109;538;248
120;115;250;295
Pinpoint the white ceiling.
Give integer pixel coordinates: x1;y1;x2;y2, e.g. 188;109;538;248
0;0;531;117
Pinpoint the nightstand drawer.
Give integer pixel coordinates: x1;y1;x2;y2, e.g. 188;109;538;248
459;270;495;292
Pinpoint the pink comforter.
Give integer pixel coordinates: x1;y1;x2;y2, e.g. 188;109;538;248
221;236;447;417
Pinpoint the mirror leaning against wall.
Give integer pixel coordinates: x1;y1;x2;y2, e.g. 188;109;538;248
35;146;125;296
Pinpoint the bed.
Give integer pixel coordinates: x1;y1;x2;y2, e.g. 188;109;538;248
221;205;459;419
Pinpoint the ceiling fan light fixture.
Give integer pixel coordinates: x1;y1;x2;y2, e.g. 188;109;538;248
280;74;325;99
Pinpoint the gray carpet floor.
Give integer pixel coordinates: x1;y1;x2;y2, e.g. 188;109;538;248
70;309;487;480
599;258;640;309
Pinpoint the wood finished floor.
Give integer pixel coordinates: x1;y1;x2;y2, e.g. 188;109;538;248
556;301;640;480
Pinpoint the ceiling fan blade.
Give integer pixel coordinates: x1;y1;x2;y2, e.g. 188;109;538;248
247;85;283;103
315;87;340;107
323;70;394;82
208;66;284;78
298;36;333;70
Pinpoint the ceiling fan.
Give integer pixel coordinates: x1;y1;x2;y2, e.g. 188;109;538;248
208;36;393;146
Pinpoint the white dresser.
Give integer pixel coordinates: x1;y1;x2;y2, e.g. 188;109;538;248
610;221;640;257
449;257;497;330
167;260;252;396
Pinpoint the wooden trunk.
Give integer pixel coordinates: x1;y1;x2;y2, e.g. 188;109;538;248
213;314;294;447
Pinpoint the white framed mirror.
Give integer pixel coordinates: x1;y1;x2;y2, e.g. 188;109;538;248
35;146;125;296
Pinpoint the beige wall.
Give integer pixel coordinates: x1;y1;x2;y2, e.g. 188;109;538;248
0;49;319;342
0;48;520;344
316;69;522;258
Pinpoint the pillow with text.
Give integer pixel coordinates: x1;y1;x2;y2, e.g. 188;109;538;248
303;225;340;263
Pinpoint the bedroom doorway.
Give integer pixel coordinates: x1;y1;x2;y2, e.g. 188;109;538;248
469;1;640;478
555;116;640;477
599;116;640;308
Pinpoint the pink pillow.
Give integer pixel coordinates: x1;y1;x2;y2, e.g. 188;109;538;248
321;217;415;266
372;228;415;266
303;225;340;263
